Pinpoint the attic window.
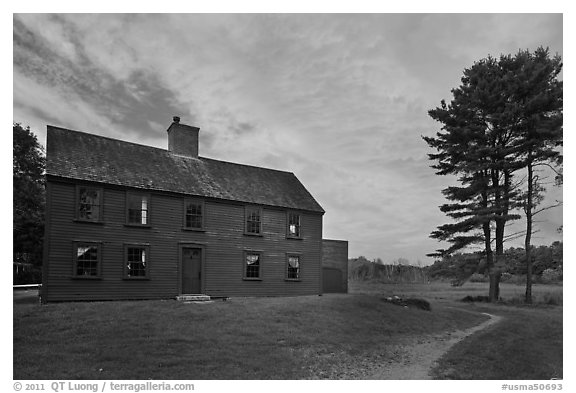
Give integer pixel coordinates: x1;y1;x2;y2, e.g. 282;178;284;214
127;193;150;226
245;206;262;235
77;186;102;222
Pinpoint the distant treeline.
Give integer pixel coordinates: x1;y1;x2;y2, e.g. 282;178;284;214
427;241;563;284
349;256;429;283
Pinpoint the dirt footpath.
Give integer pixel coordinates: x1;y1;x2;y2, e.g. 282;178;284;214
370;312;502;380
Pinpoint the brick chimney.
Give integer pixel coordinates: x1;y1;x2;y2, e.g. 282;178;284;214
167;116;200;158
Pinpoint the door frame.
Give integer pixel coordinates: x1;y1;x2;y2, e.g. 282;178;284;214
178;242;206;295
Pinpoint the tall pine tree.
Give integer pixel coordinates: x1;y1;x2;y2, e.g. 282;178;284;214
425;48;562;302
502;48;563;303
424;56;521;301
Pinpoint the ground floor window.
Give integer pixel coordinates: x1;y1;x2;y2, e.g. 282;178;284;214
74;242;101;278
244;251;262;279
286;254;301;280
124;245;150;279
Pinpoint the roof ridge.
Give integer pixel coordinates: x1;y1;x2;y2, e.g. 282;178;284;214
199;156;295;176
47;125;167;152
48;125;296;176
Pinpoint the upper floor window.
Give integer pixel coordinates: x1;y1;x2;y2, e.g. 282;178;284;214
287;212;301;238
245;206;262;235
74;242;101;278
184;199;204;229
124;245;150;279
127;193;150;225
77;186;102;222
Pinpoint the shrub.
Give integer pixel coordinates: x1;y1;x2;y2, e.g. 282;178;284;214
541;267;563;284
469;273;488;283
461;295;491;303
13;268;42;285
540;291;563;306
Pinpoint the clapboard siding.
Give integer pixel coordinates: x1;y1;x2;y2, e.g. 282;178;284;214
44;179;323;302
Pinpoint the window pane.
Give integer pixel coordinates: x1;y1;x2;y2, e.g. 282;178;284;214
78;188;101;221
76;245;98;276
128;195;148;225
185;201;203;228
245;253;260;278
246;208;261;234
287;256;300;279
126;247;147;277
288;213;300;237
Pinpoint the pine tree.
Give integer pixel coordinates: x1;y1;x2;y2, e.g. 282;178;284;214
424;48;562;302
424;57;521;301
502;48;563;303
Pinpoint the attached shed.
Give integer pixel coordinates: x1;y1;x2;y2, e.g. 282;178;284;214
322;239;348;293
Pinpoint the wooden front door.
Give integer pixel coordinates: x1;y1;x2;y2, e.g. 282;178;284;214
182;248;202;294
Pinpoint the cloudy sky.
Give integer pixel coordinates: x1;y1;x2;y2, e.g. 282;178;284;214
13;13;563;264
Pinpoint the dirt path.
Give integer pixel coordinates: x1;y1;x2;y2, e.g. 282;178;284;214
370;312;502;380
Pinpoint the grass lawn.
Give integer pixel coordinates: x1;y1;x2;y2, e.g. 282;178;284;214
14;281;562;380
430;304;563;379
350;280;563;379
14;293;486;380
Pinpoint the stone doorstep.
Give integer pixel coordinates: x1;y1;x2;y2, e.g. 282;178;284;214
176;294;211;302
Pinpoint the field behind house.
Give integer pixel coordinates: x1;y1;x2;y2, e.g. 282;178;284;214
350;280;563;305
14;280;562;380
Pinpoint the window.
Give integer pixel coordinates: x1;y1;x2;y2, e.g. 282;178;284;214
127;193;150;225
287;212;301;238
124;245;150;279
77;186;102;222
244;251;262;279
286;255;300;280
245;206;262;235
184;199;204;229
74;242;101;278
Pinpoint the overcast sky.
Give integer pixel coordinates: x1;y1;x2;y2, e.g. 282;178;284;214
13;13;564;264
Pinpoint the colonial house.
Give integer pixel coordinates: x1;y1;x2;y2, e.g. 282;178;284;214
41;117;347;302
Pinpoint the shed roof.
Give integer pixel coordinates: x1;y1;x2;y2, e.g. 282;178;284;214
46;126;325;213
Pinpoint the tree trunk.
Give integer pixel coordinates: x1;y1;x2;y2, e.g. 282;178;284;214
489;272;501;301
482;205;497;301
492;168;505;302
525;160;534;304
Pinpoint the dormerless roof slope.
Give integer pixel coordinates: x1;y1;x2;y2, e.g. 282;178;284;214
46;126;325;213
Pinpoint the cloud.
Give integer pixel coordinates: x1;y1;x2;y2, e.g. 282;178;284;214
13;13;564;263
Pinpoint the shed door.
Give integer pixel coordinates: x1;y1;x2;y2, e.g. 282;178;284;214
182;248;202;294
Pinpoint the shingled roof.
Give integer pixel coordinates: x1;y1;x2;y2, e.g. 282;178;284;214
46;126;325;213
